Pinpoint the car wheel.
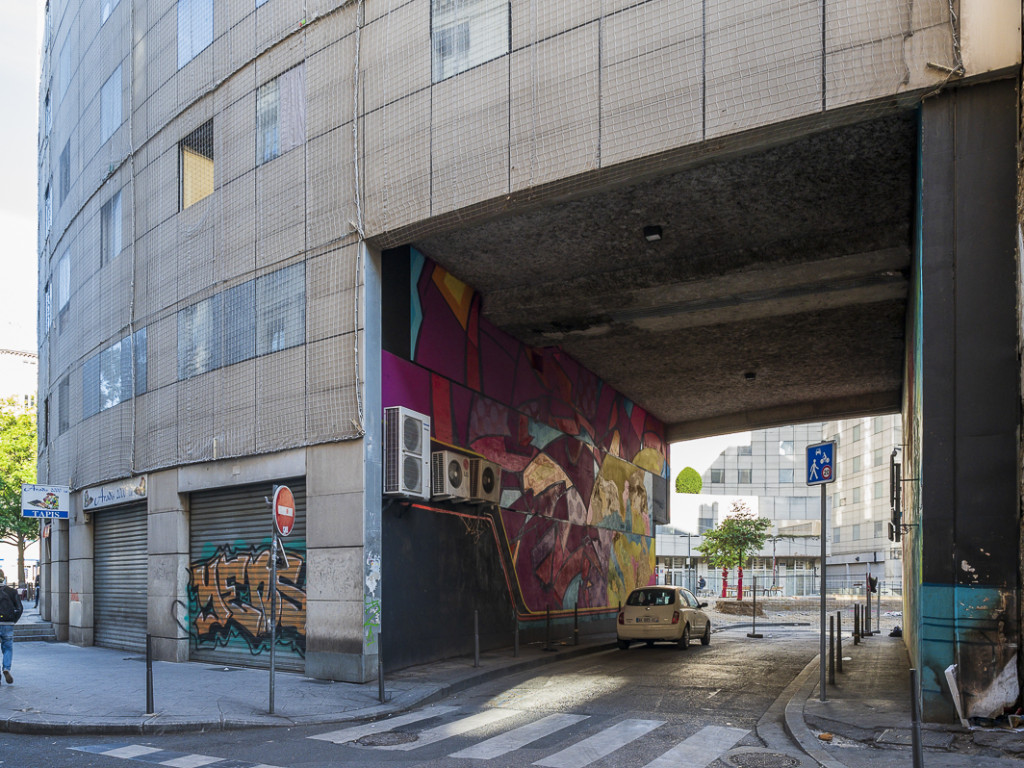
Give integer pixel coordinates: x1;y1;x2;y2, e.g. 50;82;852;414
678;624;690;650
617;638;630;650
701;621;711;646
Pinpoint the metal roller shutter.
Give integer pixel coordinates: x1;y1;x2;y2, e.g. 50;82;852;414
189;479;306;671
94;502;148;652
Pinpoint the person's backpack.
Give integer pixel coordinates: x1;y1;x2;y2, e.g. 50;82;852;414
0;586;23;623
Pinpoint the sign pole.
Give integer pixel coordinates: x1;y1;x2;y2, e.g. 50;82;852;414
269;528;277;715
819;482;827;702
267;484;294;715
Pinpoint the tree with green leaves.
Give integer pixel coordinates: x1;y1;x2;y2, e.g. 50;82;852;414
696;501;771;600
674;467;702;494
0;398;38;585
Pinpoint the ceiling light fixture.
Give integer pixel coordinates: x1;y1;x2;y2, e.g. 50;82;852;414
643;225;662;242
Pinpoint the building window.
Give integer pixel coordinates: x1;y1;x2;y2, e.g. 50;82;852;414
101;191;122;265
874;480;884;500
852;487;861;504
58;375;69;434
44;89;51;134
431;0;509;82
42;396;49;447
82;329;146;419
737;444;752;456
833;527;841;543
779;468;794;484
57;252;70;326
43;183;52;234
59;140;70;204
779;440;794;456
873;447;884;467
256;0;270;5
852;424;861;441
177;0;214;69
256;263;305;354
180;120;213;209
100;65;122;144
709;468;724;484
737;469;752;484
178;294;221;379
851;455;861;473
851;524;861;541
873;416;885;433
874;521;884;538
101;0;120;24
257;64;305;164
43;281;52;333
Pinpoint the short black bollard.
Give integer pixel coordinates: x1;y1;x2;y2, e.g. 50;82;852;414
473;609;480;668
854;605;860;645
378;631;386;704
146;634;155;715
573;602;579;646
836;611;843;673
828;615;835;685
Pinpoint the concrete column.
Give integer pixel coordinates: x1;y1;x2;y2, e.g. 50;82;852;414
148;470;189;662
50;519;70;642
68;494;94;646
912;79;1020;722
304;241;383;683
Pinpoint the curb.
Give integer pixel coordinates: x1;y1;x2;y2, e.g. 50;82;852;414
783;655;848;768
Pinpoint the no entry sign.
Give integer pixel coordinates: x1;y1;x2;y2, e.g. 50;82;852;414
273;485;296;537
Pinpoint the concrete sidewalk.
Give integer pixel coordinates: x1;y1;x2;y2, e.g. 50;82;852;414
2;607;1022;768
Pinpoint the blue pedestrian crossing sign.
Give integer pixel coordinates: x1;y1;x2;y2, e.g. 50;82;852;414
806;442;836;486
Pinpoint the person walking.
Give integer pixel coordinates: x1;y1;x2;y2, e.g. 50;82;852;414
0;575;24;684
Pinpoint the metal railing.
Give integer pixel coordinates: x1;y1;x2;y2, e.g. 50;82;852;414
662;569;902;598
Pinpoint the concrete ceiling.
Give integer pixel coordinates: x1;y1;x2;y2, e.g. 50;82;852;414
413;111;917;440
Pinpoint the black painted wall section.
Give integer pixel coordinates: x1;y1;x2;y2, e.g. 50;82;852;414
921;79;1020;588
381;503;515;671
381;245;412;358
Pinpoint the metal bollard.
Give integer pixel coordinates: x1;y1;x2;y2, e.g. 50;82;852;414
146;634;155;715
854;605;860;645
828;615;835;685
474;609;480;668
378;632;386;703
910;668;924;768
836;611;843;673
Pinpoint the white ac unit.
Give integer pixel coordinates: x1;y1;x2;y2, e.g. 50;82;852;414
470;458;501;504
383;406;431;499
431;450;473;501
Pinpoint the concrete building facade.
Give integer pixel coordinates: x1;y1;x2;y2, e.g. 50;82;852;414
36;0;1024;721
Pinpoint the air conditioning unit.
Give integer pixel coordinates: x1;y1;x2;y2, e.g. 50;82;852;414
431;450;473;501
383;406;431;499
469;458;501;504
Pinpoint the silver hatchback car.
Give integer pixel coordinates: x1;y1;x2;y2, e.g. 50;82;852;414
617;586;711;650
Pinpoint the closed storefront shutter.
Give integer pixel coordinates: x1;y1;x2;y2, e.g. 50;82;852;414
188;479;307;671
94;502;148;652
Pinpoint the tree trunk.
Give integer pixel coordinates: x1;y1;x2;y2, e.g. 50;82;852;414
720;566;729;598
737;564;744;601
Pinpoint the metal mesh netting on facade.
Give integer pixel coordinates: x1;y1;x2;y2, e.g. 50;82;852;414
37;0;953;488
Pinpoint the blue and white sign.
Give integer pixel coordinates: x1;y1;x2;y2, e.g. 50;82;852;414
21;484;70;519
806;442;836;486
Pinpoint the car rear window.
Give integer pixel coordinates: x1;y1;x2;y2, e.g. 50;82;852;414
626;589;675;607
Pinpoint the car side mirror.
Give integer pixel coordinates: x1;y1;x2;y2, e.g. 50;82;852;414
699;602;708;608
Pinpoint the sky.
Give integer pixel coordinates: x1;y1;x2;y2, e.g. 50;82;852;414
0;2;42;353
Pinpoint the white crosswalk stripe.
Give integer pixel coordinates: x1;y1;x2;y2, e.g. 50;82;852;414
376;707;521;751
640;725;747;768
69;744;285;768
308;704;460;744
533;718;665;768
450;713;590;759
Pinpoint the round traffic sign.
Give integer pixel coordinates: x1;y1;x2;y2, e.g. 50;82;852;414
273;485;296;537
822;466;832;480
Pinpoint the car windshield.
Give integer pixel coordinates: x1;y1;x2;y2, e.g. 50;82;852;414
626;588;675;607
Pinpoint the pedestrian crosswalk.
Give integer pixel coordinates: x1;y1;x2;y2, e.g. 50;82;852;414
70;743;284;768
71;709;749;768
312;705;748;767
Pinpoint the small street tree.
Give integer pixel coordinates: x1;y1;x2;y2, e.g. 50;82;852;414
0;398;38;585
697;501;771;600
674;467;702;494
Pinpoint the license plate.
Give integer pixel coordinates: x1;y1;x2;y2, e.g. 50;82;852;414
636;617;658;623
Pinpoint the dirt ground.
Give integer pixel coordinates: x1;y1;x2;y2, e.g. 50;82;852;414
705;595;905;635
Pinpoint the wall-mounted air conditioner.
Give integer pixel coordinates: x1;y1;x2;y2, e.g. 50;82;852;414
431;450;473;501
470;458;501;505
384;406;431;500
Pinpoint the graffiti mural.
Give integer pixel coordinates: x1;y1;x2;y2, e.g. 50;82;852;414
188;542;307;658
383;247;666;616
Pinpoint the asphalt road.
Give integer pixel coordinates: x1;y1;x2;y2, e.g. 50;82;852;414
0;624;820;768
